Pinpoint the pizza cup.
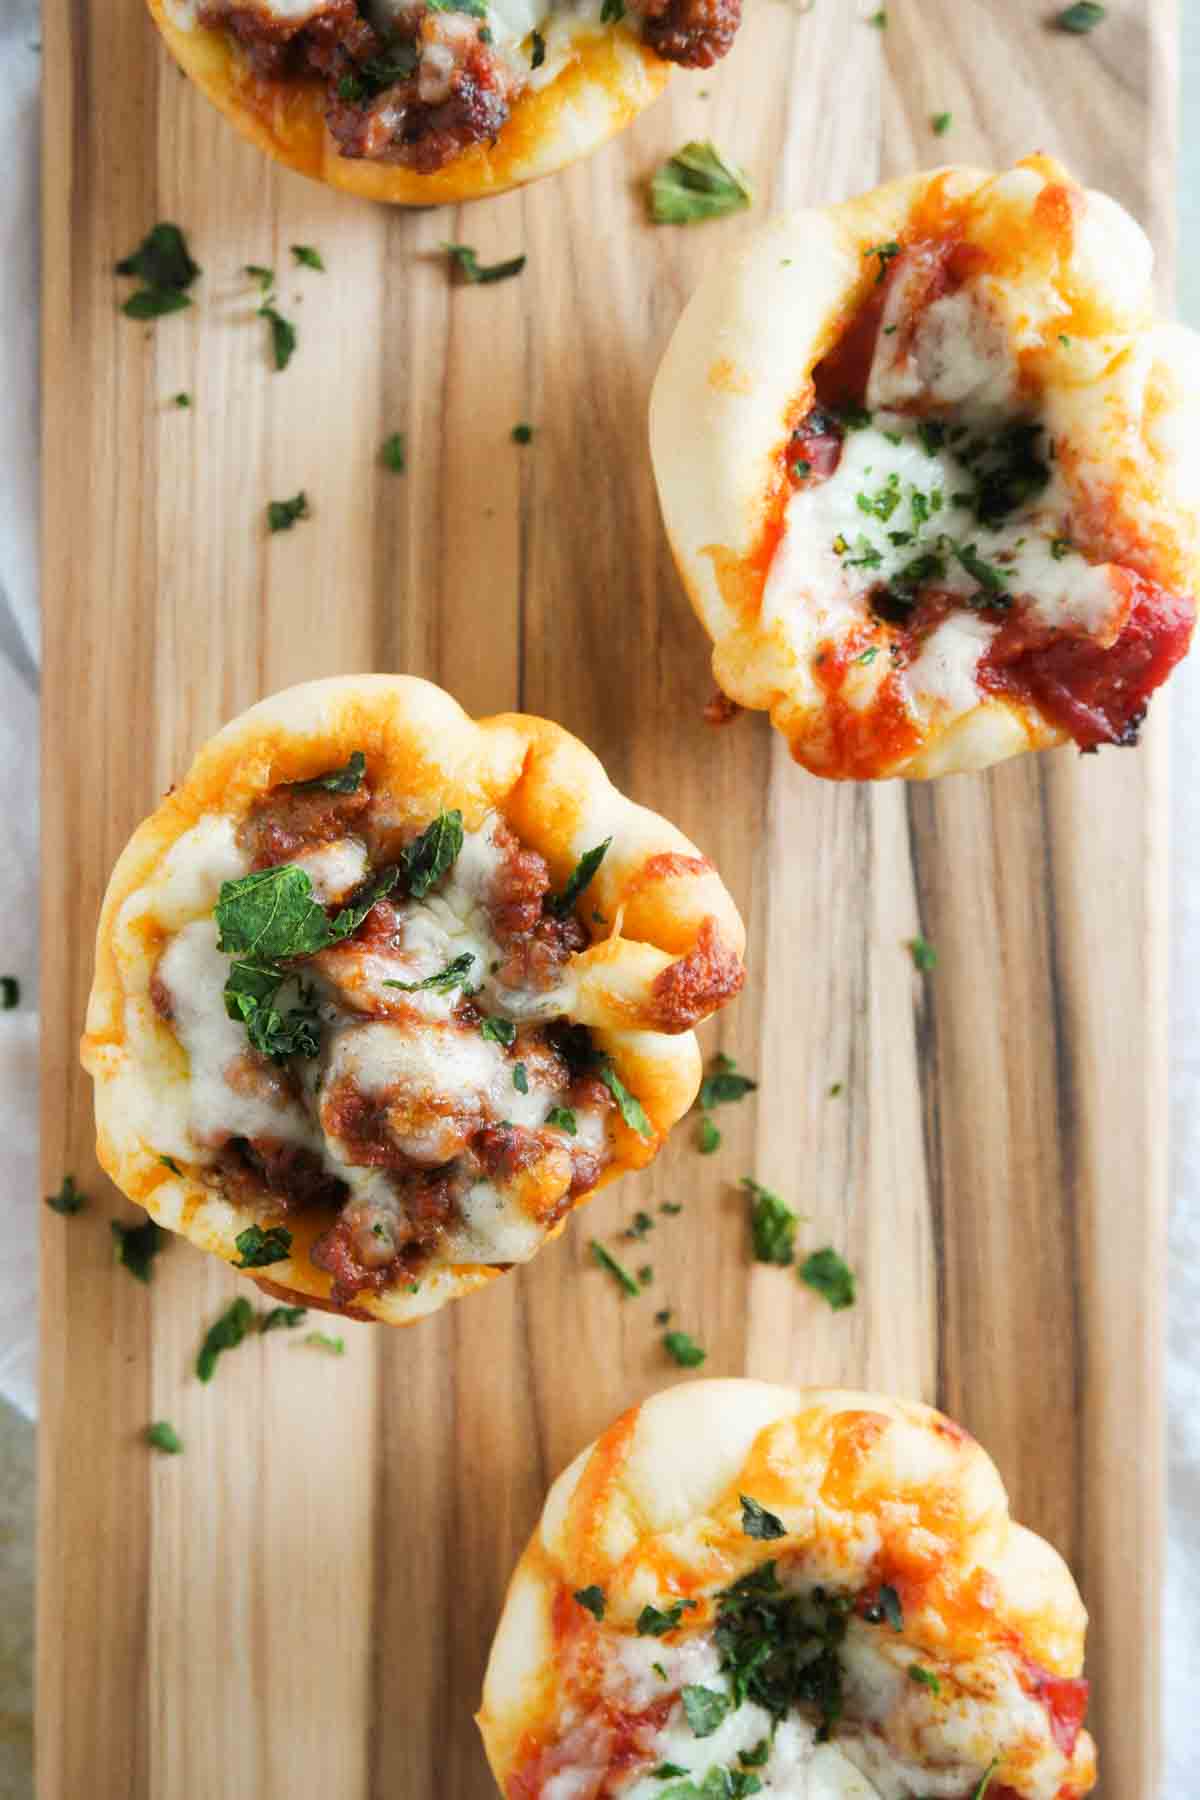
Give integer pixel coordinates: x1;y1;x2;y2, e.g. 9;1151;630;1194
82;675;746;1323
147;0;738;203
479;1380;1096;1799
650;154;1200;779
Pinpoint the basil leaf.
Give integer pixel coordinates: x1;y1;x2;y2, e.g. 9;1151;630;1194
216;866;333;961
444;243;527;284
290;751;365;794
196;1295;256;1382
574;1585;606;1620
267;492;309;533
116;223;200;291
636;1599;694;1636
145;1421;183;1454
549;838;611;917
649;142;752;226
232;1224;293;1269
743;1177;798;1266
46;1175;85;1215
600;1063;653;1138
384;950;476;995
401;810;464;897
799;1247;856;1310
739;1494;786;1540
682;1685;732;1738
112;1218;166;1283
590;1240;640;1297
663;1329;706;1368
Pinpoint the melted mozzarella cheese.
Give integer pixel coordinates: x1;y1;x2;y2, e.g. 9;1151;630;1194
292;838;369;904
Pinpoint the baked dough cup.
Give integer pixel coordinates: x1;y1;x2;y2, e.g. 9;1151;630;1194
478;1381;1097;1798
650;154;1200;779
147;0;676;204
82;675;746;1324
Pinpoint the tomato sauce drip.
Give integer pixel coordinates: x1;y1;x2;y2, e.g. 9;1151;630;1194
979;574;1196;750
1021;1660;1090;1759
810;635;921;778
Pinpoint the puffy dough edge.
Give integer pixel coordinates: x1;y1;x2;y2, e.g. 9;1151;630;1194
649;157;1200;779
477;1380;1094;1789
81;674;746;1325
148;0;670;205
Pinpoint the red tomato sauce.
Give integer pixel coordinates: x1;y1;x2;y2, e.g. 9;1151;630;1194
1021;1659;1090;1759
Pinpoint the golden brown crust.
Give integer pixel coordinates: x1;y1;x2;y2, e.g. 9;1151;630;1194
147;0;671;203
82;675;746;1325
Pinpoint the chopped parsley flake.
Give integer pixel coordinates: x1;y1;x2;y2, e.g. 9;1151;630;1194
649;142;752;226
245;264;274;293
260;1305;307;1333
829;1081;844;1097
172;392;191;409
1054;0;1104;29
714;1561;850;1737
384;951;476;995
799;1247;856;1311
444;242;527;285
232;1224;293;1269
530;27;546;63
196;1296;255;1382
511;422;534;444
480;1016;517;1047
267;491;309;533
931;110;952;134
743;1177;798;1266
590;1239;640;1297
908;1664;941;1694
974;1763;1000;1799
740;1494;786;1540
626;1210;655;1239
663;1329;706;1368
867;6;887;22
698;1115;722;1154
865;240;901;285
637;1598;696;1636
145;1421;183;1455
600;1063;653;1138
513;1062;529;1094
291;244;325;270
546;1105;577;1133
112;1217;166;1283
682;1685;732;1737
574;1585;606;1619
159;1155;182;1175
698;1053;757;1109
296;1331;345;1354
908;934;937;972
116;223;200;318
381;432;407;473
46;1175;85;1215
260;302;297;372
0;975;17;1009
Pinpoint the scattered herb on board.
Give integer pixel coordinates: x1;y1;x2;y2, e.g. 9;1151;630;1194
549;839;611;917
740;1495;786;1540
625;1210;655;1240
574;1585;606;1620
296;1331;345;1354
444;243;527;284
511;422;534;444
290;751;366;794
931;110;952;134
232;1224;293;1269
260;1305;307;1333
245;264;275;294
260;302;297;372
381;431;407;473
1053;1;1104;30
697;1053;757;1110
145;1421;183;1455
698;1116;722;1155
196;1296;256;1382
743;1177;799;1266
908;934;937;972
112;1218;166;1283
590;1240;641;1298
267;492;310;534
291;244;325;270
828;1081;844;1097
866;7;887;23
116;223;200;318
46;1175;85;1215
799;1247;856;1311
663;1329;706;1368
638;1265;653;1287
637;1599;695;1636
649;141;752;225
172;392;192;409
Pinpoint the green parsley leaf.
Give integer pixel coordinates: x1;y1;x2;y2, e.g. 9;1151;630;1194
216;865;332;961
908;1664;941;1694
481;1016;518;1047
652;1767;689;1781
600;1063;654;1138
639;1265;654;1287
112;1218;166;1283
636;1598;695;1636
172;392;192;409
655;1308;672;1325
1053;0;1104;29
591;1239;640;1297
196;1295;256;1382
267;491;310;533
973;1763;1000;1799
546;1105;577;1133
232;1223;293;1269
867;6;887;22
574;1585;606;1620
663;1329;706;1368
739;1741;770;1768
224;961;321;1061
864;240;901;285
122;288;191;320
626;1210;655;1239
291;244;325;270
740;1494;786;1540
116;223;201;292
713;1561;849;1736
661;1201;683;1215
829;1081;843;1097
259;1304;307;1333
697;1055;757;1110
427;0;488;13
953;541;1009;601
530;26;546;63
401;809;464;897
743;1177;798;1266
864;1583;903;1631
384;950;476;995
381;431;407;473
549;839;611;917
908;934;937;972
682;1685;732;1738
260;303;297;372
290;751;366;794
513;1062;529;1094
856;647;879;665
1051;536;1073;560
511;422;534;444
296;1330;345;1354
649;141;752;226
159;1155;182;1175
46;1175;85;1215
799;1247;856;1311
245;264;275;293
698;1116;721;1154
931;110;952;134
145;1421;183;1455
444;242;527;284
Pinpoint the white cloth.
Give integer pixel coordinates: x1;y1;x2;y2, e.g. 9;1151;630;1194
0;0;1195;1785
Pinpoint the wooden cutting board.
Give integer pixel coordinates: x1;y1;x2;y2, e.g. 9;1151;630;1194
40;2;1173;1794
